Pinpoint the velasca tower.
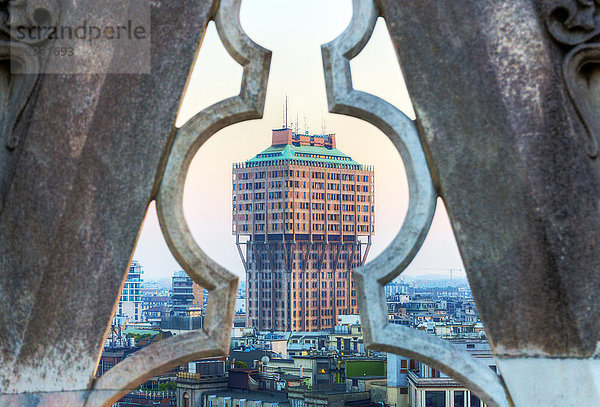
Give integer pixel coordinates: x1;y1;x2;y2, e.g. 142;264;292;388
233;128;374;331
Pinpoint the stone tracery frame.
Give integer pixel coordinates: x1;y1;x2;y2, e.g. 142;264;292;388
322;1;510;406
89;0;511;405
85;0;271;405
0;0;525;405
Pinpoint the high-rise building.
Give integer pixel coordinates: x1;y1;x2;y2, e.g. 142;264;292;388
117;260;144;322
172;270;204;317
232;128;375;332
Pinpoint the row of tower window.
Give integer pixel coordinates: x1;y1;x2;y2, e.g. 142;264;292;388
233;200;373;212
247;257;359;269
235;170;371;182
234;201;373;215
291;280;348;289
271;299;353;308
246;257;360;269
234;181;371;192
249;248;359;259
248;281;285;289
247;317;344;330
291;288;356;298
235;212;372;222
248;314;355;329
248;305;356;319
248;281;355;299
250;247;360;260
234;192;371;203
298;254;358;262
247;288;357;305
248;304;357;317
249;260;360;270
233;202;375;212
248;270;354;278
236;223;374;233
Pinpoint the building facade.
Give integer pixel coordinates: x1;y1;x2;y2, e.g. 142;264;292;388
141;280;160;297
176;359;228;407
142;295;172;324
233;128;374;332
406;340;495;407
172;270;204;317
117;259;144;322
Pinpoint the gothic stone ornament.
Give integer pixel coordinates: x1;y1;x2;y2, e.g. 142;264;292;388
0;0;224;405
0;0;59;148
543;0;600;45
544;0;600;157
563;43;600;158
0;0;61;44
0;41;38;150
85;0;271;406
322;1;511;406
0;0;57;218
377;0;600;405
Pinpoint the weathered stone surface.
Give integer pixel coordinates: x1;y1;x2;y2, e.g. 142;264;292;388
378;0;600;358
0;0;216;394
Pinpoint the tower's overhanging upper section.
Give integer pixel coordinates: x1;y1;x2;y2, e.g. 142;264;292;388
232;128;375;240
243;128;369;169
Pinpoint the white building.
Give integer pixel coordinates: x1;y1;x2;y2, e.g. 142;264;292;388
141;280;159;297
117;260;144;322
235;298;245;314
386;281;410;297
338;314;361;326
406;339;496;407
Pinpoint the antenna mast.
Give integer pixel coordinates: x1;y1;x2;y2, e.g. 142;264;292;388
304;115;309;134
295;113;299;134
285;95;289;129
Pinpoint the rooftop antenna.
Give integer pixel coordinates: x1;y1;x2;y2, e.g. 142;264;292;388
285;95;289;129
282;98;285;128
295;112;299;134
321;112;326;134
304;115;309;134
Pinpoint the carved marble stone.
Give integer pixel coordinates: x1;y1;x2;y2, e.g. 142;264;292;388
376;0;600;404
2;0;599;405
0;0;218;404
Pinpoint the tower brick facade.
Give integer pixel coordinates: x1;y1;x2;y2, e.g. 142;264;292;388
233;129;374;331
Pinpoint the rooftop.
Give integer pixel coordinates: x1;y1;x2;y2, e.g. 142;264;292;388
247;144;360;166
234;128;373;170
206;389;288;403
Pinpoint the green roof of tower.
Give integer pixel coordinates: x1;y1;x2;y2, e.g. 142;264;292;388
246;144;360;166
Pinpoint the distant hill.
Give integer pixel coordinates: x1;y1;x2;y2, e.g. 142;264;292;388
156;277;171;290
398;274;469;287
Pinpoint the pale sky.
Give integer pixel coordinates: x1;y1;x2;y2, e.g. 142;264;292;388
133;0;465;282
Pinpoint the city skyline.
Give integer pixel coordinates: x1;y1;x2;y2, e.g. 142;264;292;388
132;0;465;282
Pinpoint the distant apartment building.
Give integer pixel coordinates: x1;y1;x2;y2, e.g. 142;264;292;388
233;128;375;332
283;324;366;358
406;340;495;407
386;280;410;297
172;270;204;317
176;359;228;407
140;280;159;297
117;260;144;322
142;295;172;323
142;295;172;311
